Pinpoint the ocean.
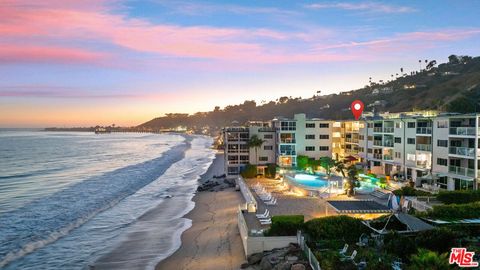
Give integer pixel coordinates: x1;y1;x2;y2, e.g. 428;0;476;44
0;130;215;269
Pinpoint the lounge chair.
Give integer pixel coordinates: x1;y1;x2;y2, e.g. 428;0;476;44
260;194;272;201
341;250;357;261
256;209;269;218
338;244;349;256
260;218;272;225
265;198;277;205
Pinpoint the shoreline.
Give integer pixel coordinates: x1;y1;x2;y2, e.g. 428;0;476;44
155;152;245;270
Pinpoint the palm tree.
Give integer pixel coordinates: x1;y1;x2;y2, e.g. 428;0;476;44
334;160;347;178
409;249;450;270
345;165;360;197
247;135;264;165
319;157;335;177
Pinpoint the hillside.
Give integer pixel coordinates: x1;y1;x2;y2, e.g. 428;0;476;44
139;55;480;135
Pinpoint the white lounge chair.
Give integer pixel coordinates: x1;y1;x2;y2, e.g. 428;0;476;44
341;250;357;261
339;244;348;255
260;194;272;201
265;198;277;205
260;219;272;225
256;209;269;218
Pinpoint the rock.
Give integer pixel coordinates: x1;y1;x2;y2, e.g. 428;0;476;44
240;262;250;269
260;257;273;270
273;262;291;270
290;264;305;270
268;256;280;265
286;256;298;263
247;253;263;265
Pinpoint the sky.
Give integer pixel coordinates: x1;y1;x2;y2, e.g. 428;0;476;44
1;0;480;127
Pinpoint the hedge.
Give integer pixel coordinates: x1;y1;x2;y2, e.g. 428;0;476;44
265;163;277;179
437;190;480;204
240;164;257;178
265;215;304;236
428;202;480;220
304;215;368;243
392;186;432;197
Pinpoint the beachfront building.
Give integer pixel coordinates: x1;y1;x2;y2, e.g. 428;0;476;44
272;113;332;167
223;122;276;178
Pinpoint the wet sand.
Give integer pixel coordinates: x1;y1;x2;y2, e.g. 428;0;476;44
155;153;245;270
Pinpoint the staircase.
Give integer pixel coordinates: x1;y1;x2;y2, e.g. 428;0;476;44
371;189;390;199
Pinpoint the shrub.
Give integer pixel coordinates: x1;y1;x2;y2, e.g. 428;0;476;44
408;249;450;270
437;190;480;204
384;233;417;261
265;215;304;236
392;186;432;196
296;155;309;170
304;215;368;243
265;163;277;178
415;228;459;254
240;164;257;178
428;202;480;220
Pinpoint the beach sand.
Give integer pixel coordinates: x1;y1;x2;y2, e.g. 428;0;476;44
155;153;245;270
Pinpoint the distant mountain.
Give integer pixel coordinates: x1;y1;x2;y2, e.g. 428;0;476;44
139;55;480;135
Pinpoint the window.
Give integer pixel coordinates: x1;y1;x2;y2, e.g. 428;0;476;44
306;123;315;128
319;134;329;139
394;137;401;143
437;158;448;166
305;146;315;151
367;123;373;128
437;120;448;128
319;146;329;151
319;123;329;128
368;136;373;141
359;135;364;140
259;156;268;162
359;147;364;152
305;134;315;140
437;176;448;189
395;122;402;128
264;145;273;150
407;138;415;144
373;161;381;166
407;122;416;128
263;134;273;139
367;149;373;153
280;121;296;131
395;152;401;158
407;154;416;161
437;140;448;147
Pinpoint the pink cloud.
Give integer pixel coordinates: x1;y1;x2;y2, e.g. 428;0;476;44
306;2;416;13
0;45;108;64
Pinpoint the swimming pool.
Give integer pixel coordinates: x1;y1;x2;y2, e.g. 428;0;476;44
285;173;330;189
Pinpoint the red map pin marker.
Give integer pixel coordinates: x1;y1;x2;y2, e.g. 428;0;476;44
351;100;364;120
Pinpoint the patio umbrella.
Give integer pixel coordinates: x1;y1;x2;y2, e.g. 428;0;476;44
343;155;358;162
391;194;399;211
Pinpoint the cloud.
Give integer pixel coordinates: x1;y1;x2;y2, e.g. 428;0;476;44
0;85;135;99
305;2;416;13
0;45;109;64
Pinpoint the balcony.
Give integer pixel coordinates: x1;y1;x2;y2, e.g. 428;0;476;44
373;153;382;159
383;155;393;160
448;166;476;178
416;127;432;135
416;161;428;168
384;141;394;147
416;144;432;152
373;127;383;133
449;146;476;157
383;127;394;133
280;139;296;144
373;140;383;146
280;151;296;156
345;138;359;143
449;127;476;136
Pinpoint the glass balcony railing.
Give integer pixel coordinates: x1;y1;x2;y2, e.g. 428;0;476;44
416;161;428;168
373;140;383;146
449;127;476;136
383;127;394;133
373;127;383;133
416;144;432;151
448;166;476;177
280;151;296;156
449;146;476;157
383;155;393;160
384;141;394;147
416;127;432;134
280;139;296;144
373;153;382;159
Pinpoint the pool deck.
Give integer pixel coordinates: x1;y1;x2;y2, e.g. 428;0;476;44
243;177;392;232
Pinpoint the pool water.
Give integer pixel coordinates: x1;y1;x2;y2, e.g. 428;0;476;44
286;173;329;188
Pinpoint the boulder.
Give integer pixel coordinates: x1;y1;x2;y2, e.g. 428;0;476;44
290;264;305;270
273;262;291;270
240;262;250;269
247;253;264;265
259;257;273;270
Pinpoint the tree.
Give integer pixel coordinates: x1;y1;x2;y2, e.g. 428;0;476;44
319;157;335;177
345;165;360;196
334;160;347;178
247;135;264;165
409;249;450;270
296;155;310;170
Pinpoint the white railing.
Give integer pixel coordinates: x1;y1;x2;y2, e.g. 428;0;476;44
449;147;476;157
383;127;394;133
298;232;321;270
448;166;476;177
405;196;434;212
416;127;432;134
236;176;257;212
416;144;432;151
449;127;476;136
373;127;383;133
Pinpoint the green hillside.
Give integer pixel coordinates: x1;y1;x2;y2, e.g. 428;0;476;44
139;55;480;134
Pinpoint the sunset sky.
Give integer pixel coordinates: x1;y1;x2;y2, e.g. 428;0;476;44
1;0;480;127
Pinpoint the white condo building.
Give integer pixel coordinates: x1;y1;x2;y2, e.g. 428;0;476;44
222;112;480;191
